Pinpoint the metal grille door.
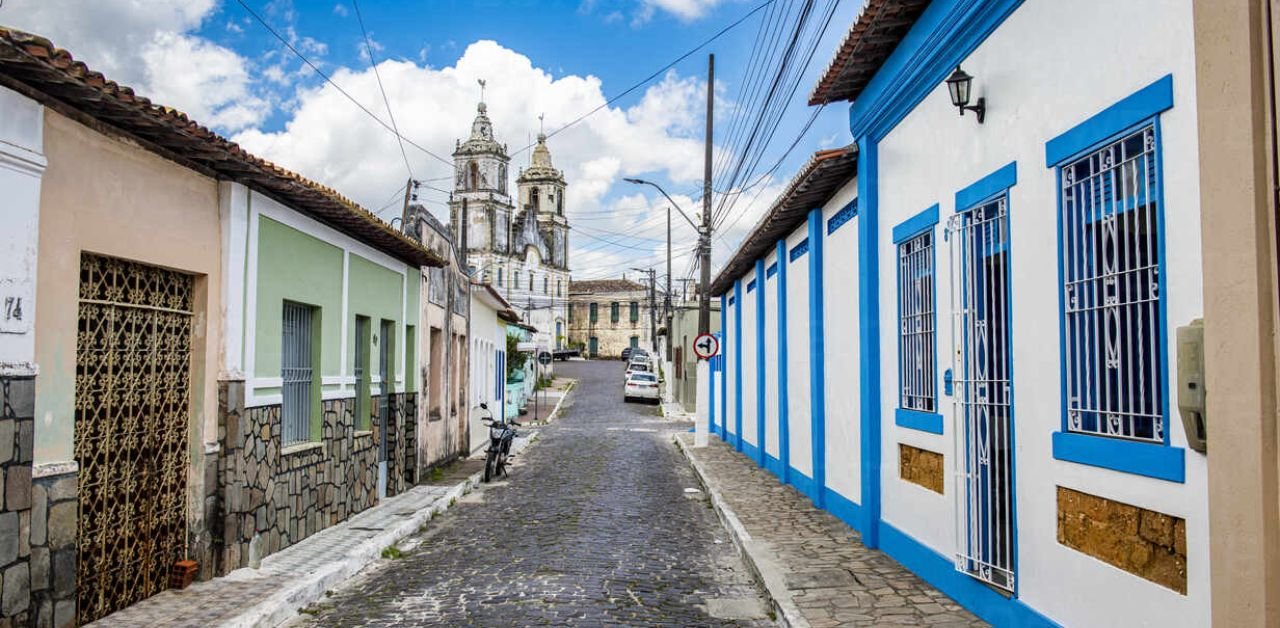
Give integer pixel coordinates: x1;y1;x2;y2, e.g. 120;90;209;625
948;197;1016;592
75;254;193;623
281;303;314;444
354;316;369;428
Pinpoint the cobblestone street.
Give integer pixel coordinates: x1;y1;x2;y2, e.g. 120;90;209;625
295;360;774;626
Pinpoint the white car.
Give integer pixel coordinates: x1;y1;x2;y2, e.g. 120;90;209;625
624;372;660;403
624;358;652;381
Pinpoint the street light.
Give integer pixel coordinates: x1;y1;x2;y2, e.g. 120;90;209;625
623;177;712;338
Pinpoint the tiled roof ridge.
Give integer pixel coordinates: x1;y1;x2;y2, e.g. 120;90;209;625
0;27;444;268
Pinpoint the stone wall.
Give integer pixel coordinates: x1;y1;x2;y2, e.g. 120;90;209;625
215;382;419;572
0;376;34;627
898;444;944;494
1057;486;1188;593
28;468;75;628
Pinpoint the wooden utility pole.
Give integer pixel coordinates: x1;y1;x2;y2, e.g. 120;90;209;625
698;54;714;335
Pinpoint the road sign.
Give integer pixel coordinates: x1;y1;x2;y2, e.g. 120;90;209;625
693;333;720;360
537;351;553;365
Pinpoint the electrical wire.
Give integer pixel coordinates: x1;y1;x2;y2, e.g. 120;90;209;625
233;0;454;168
351;0;413;178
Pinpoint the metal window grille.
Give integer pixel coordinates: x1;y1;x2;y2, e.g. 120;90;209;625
282;302;314;444
1060;124;1164;443
354;316;369;430
949;196;1015;592
898;231;936;412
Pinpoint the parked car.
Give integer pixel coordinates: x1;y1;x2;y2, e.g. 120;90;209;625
622;347;648;361
624;359;652;381
623;372;660;403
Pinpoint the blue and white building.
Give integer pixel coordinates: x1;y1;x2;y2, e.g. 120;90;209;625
709;0;1210;625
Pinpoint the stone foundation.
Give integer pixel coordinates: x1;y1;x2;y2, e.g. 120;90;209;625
215;381;419;572
898;443;944;494
1057;486;1187;593
0;375;34;627
29;466;76;628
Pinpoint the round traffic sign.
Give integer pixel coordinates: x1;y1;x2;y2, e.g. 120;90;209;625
693;333;720;360
537;351;553;365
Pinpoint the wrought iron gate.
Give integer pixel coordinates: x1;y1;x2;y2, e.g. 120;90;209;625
948;196;1016;592
75;254;193;623
281;302;314;444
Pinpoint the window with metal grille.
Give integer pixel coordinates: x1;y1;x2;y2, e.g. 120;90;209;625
898;231;936;413
282;302;315;444
1059;124;1164;443
630;301;639;323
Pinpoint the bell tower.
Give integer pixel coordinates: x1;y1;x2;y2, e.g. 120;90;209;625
450;82;513;276
516;131;569;270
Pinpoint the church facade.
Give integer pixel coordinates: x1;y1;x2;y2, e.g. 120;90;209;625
450;100;570;349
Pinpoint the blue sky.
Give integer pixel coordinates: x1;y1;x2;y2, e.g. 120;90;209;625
2;0;861;280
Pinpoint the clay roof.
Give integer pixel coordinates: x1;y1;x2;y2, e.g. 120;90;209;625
708;146;858;296
0;28;445;268
569;278;647;295
808;0;930;106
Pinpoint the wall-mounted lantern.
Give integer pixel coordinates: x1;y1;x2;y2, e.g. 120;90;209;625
945;66;986;124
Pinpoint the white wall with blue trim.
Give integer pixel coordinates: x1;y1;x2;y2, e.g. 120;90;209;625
762;249;782;464
708;0;1209;625
822;183;862;507
784;226;813;479
870;0;1206;625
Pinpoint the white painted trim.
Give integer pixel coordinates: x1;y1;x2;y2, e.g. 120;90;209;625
244;194;261;388
254;377;284;388
0;142;46;177
32;460;78;479
341;250;350;380
219;182;250;378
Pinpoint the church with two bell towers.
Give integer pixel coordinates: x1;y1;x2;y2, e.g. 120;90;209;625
450;89;570;349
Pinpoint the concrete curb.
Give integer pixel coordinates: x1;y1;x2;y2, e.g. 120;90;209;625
674;435;809;628
230;431;544;628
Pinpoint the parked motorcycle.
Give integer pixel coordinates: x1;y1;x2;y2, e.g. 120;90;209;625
479;403;520;483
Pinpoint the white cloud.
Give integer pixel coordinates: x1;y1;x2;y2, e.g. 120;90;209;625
2;0;269;131
234;40;716;224
333;4;349;17
634;0;724;24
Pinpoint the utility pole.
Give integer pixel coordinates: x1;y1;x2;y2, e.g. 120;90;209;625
699;54;714;335
632;267;658;353
666;207;673;361
677;278;695;304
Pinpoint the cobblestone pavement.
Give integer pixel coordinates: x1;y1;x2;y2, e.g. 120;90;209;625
296;360;774;627
679;435;986;627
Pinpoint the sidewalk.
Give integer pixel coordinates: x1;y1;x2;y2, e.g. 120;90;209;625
676;434;984;628
91;434;538;628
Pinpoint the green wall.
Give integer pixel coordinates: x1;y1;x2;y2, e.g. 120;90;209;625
255;215;344;379
347;254;406;382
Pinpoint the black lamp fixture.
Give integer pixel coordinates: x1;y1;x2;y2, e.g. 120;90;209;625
945;66;985;123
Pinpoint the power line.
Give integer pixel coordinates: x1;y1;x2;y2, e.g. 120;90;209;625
508;0;777;158
351;0;413;178
233;0;453;168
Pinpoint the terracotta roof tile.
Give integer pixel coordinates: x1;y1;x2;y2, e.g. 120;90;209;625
708;146;858;295
0;27;445;268
808;0;930;106
569;278;647;294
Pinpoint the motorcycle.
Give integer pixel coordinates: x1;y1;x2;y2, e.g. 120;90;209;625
479;403;520;483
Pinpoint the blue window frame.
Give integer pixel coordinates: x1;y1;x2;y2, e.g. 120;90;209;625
1047;74;1184;482
893;205;940;432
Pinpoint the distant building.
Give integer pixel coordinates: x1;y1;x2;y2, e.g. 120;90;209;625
449;97;570;350
567;278;657;358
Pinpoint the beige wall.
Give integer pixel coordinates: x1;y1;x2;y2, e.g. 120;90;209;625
32;112;223;500
1192;1;1280;625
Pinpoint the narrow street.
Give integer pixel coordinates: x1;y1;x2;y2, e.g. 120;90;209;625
295;360;775;626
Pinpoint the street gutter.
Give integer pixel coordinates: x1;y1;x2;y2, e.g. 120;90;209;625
674;434;809;628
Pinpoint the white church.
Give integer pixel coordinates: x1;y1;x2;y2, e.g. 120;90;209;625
450;96;571;350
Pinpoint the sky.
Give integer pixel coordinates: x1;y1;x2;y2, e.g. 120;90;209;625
0;0;861;285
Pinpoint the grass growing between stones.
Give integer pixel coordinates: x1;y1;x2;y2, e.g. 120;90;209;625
381;545;403;559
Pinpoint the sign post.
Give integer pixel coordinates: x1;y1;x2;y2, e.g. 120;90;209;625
692;333;720;447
